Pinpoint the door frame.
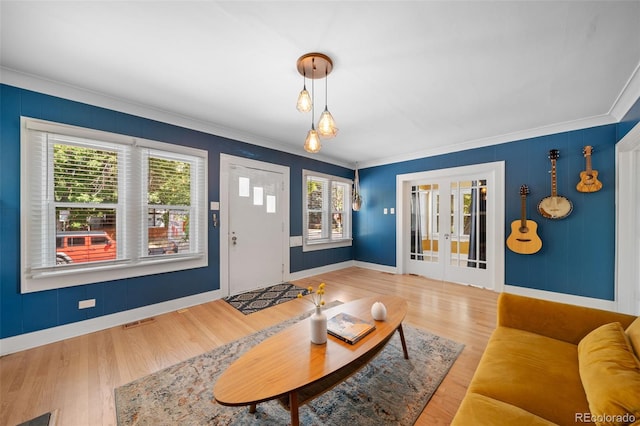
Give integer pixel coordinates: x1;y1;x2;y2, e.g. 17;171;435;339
616;122;640;315
396;161;505;291
220;154;290;297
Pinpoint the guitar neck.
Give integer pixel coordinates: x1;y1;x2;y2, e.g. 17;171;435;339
585;154;593;173
520;195;527;228
550;159;557;196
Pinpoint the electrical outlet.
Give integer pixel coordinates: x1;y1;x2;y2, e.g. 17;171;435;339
78;299;96;309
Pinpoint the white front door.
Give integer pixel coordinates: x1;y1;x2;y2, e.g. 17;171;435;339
220;155;290;296
397;162;505;290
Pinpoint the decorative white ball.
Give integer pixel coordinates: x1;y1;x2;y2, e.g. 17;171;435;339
371;301;387;321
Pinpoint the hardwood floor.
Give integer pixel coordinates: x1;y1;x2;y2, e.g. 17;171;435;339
0;267;498;426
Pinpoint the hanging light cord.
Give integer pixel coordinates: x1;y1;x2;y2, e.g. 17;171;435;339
311;59;315;127
325;64;329;109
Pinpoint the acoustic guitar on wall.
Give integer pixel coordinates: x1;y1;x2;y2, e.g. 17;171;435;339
538;149;573;219
507;185;542;254
576;145;602;193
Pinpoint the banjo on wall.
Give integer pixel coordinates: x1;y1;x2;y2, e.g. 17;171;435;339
537;149;573;219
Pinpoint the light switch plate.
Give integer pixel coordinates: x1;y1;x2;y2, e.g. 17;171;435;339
78;299;96;309
289;236;303;247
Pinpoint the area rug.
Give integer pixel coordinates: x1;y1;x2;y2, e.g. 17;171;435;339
223;283;309;315
115;303;464;425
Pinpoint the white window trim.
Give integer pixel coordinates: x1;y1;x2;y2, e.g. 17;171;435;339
302;169;352;252
20;117;208;293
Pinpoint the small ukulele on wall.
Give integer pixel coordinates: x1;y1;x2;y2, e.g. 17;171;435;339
576;145;602;193
538;149;573;219
507;185;542;254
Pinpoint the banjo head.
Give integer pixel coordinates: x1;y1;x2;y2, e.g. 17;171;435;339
537;196;573;219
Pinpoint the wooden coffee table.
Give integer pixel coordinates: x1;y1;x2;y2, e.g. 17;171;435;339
213;295;409;426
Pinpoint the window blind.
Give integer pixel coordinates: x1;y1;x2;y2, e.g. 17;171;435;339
302;169;353;251
20;117;208;293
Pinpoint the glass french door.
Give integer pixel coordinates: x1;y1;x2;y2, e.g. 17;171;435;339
407;176;491;288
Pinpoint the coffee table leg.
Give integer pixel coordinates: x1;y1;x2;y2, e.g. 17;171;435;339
397;324;409;359
289;391;299;426
249;403;256;413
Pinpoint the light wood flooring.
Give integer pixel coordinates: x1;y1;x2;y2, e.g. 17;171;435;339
1;267;499;426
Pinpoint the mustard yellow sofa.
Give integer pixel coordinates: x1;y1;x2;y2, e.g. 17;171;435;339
452;293;640;426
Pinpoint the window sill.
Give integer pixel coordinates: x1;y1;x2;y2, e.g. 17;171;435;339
21;254;207;293
302;239;352;252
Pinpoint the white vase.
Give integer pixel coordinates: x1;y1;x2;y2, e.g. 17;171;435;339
310;306;327;344
371;301;387;321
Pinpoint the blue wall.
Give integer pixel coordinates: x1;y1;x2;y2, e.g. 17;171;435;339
0;84;353;339
2;83;638;340
354;121;634;301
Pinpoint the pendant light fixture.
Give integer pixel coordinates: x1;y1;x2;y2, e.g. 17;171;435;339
296;52;336;153
352;165;363;211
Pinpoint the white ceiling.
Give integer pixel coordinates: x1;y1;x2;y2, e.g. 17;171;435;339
2;1;640;168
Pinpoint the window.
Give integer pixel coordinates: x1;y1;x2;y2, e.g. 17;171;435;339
20;117;208;293
303;170;352;251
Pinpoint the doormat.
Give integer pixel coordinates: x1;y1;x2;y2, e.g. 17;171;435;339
115;304;464;426
17;410;58;426
223;283;309;315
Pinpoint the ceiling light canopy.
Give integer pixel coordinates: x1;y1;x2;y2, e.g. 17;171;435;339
296;52;338;153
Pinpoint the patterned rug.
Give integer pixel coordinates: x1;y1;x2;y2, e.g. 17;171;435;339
223;283;309;315
114;303;464;426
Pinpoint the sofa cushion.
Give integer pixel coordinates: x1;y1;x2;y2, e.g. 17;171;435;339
451;392;558;426
467;326;589;425
578;322;640;426
626;317;640;357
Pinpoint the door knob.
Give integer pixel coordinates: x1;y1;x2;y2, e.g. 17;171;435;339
231;233;238;245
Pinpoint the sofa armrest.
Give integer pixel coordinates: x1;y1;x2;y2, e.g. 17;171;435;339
497;293;636;344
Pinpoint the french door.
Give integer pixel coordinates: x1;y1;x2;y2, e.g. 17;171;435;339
220;155;290;296
397;162;504;290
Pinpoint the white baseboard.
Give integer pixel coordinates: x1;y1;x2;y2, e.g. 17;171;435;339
504;285;618;311
288;260;356;281
0;289;223;356
4;264;621;356
3;260;368;356
353;261;397;274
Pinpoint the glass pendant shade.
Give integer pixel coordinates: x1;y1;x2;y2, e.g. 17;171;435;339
317;107;338;138
296;86;312;113
352;193;362;211
304;127;322;153
352;167;362;211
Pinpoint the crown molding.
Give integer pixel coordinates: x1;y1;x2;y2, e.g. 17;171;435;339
357;114;618;169
609;61;640;121
0;67;353;169
4;65;638;172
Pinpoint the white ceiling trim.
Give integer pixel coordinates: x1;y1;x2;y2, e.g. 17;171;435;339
0;67;353;169
609;61;640;121
358;113;618;169
2;63;638;171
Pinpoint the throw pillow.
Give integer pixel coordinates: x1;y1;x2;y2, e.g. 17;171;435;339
626;317;640;358
578;322;640;426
